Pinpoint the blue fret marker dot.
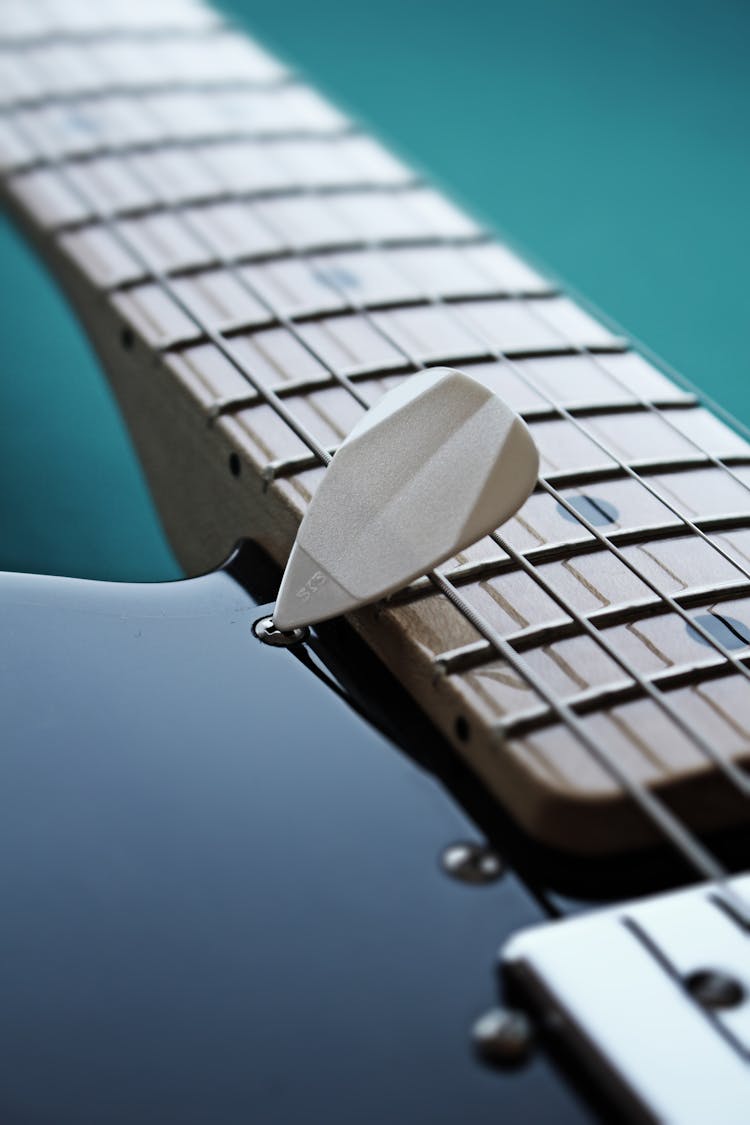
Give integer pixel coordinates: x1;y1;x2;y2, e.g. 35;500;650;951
313;267;360;291
557;494;619;527
688;612;750;650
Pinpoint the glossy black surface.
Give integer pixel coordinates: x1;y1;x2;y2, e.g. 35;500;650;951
0;556;592;1124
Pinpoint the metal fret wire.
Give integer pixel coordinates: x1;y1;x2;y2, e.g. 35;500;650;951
7;27;750;500
6;31;750;907
0;78;298;118
6;111;354;176
0;9;222;49
17;58;750;688
15;57;396;426
67;62;750;799
121;79;750;787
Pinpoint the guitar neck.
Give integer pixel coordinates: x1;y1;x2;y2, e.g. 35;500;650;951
3;0;750;857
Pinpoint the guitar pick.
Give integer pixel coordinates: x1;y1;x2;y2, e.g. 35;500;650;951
273;366;539;630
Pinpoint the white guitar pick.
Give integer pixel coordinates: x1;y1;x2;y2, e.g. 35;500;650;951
273;366;539;631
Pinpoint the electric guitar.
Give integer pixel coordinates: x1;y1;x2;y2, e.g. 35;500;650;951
1;1;749;1121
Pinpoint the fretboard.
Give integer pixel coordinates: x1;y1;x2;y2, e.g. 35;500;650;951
4;0;750;857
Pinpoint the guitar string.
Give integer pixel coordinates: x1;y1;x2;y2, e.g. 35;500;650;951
11;73;750;680
83;70;750;697
12;83;750;682
9;35;750;515
5;39;750;912
92;76;750;797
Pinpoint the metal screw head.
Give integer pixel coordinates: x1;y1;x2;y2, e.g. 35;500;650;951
253;615;309;647
441;842;505;885
471;1007;534;1067
685;969;745;1011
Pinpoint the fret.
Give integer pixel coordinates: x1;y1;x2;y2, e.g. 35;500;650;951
0;118;35;175
621;533;747;597
506;708;696;796
57;223;149;288
241;253;415;319
0;90;347;174
460;295;624;353
372;297;623;365
407;242;551;297
238;243;554;320
166;343;258;412
651;464;750;520
10;162;152;227
504;677;750;794
436;585;750;675
498;666;750;743
603;602;750;676
127;148;227;206
9;136;412;229
204;386;367;469
111;272;275;348
458;636;632;728
157;308;631;411
0;0;219;43
10;99;166;162
370;304;488;364
409;533;750;670
186;135;415;196
0;43;111;101
529;416;618;475
112;30;287;86
413;524;750;613
713;527;750;573
260;413;617;487
663;405;750;457
252;188;482;252
112;209;210;274
516;351;693;409
535;547;656;615
0;52;40;105
56;197;487;291
581;405;749;466
168;333;326;401
142;87;347;140
2;30;285;91
60;187;481;277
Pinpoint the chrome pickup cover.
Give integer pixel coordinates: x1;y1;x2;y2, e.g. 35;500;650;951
503;874;750;1123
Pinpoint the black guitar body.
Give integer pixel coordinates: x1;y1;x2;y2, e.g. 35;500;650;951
1;543;603;1124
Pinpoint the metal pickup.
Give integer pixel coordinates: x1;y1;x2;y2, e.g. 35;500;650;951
502;874;750;1123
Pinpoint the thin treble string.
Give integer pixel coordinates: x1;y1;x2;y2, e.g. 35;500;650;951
459;258;750;581
20;45;379;418
4;65;746;904
87;71;750;799
429;565;750;927
511;265;750;505
155;117;750;795
272;189;750;685
5;98;341;470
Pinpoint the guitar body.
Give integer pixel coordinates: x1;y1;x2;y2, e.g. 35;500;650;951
0;552;591;1123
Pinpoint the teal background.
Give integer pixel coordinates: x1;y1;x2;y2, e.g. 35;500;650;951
1;0;749;581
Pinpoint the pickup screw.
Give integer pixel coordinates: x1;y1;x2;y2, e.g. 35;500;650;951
253;616;308;647
441;842;505;885
685;969;745;1010
471;1007;533;1067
